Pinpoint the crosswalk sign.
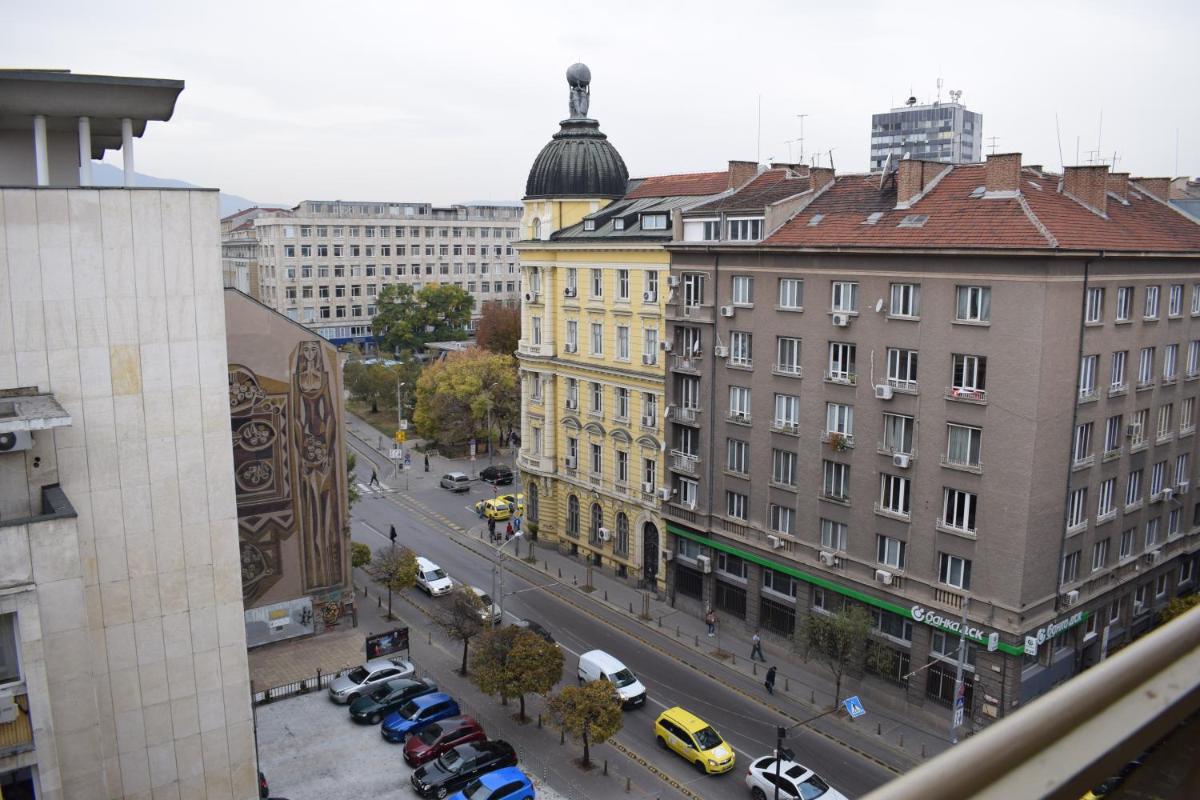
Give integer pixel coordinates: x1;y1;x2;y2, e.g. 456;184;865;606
394;431;406;443
842;695;866;719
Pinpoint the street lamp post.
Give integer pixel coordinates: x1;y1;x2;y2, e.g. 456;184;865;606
491;531;522;626
387;524;398;621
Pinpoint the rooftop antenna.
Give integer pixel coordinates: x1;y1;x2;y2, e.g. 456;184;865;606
784;138;801;163
1176;128;1180;176
1076;136;1080;166
756;94;762;165
936;77;943;104
796;113;808;164
827;148;836;171
949;89;963;105
1111;151;1119;171
1095;109;1104;169
986;136;1000;155
1055;113;1065;172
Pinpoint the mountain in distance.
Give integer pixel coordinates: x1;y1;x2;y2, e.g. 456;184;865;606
90;162;287;218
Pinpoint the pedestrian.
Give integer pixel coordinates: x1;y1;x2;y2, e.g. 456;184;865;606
505;521;514;540
424;453;430;472
750;631;766;662
765;665;777;695
705;607;716;637
487;517;497;542
369;468;380;489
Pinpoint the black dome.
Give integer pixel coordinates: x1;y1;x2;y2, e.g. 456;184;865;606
524;118;628;200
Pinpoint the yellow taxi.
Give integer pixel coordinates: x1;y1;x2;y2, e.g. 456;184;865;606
653;706;735;774
473;493;525;520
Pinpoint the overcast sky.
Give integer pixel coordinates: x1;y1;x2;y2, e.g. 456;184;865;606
4;0;1198;206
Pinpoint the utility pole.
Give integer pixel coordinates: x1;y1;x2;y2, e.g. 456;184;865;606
950;597;971;743
387;524;398;621
795;113;808;165
492;532;522;626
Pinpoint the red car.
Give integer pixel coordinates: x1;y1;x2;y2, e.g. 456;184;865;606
402;715;487;767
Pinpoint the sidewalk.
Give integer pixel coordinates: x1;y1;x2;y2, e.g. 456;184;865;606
344;412;957;771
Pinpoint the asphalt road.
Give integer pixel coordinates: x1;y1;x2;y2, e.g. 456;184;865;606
348;435;894;799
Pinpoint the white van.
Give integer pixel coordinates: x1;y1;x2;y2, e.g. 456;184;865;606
415;556;453;596
577;649;647;708
467;586;502;626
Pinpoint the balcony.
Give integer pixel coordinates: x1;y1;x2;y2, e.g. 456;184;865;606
935;518;977;539
0;691;33;757
770;420;801;436
670;450;699;475
772;363;804;379
886;377;919;394
939;455;981;474
726;411;752;426
670;354;702;375
668;405;701;426
825;371;858;386
672;302;714;323
945;386;987;404
932;587;964;609
1108;382;1128;398
1078;387;1098;403
517;339;552;358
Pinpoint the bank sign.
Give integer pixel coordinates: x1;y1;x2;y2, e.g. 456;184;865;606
911;604;1088;656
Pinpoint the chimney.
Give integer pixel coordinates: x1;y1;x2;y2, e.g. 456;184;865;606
727;160;758;190
1106;172;1130;203
985;153;1022;193
1132;177;1171;202
1063;165;1110;215
809;167;835;192
769;162;806;173
896;158;946;205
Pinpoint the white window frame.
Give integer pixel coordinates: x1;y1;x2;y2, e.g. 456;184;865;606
941;488;978;534
1144;285;1160;319
731;275;754;306
778;278;804;310
730;331;753;368
955;285;991;323
1116;286;1133;321
1085;287;1104;323
831;281;859;313
889;282;920;318
938;553;972;589
886;348;919;391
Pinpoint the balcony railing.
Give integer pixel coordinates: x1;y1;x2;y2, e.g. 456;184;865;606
670;451;699;475
825;371;858;385
945;386;987;404
669;405;701;425
887;377;919;393
0;691;33;756
727;411;752;425
670;354;702;374
770;420;801;436
772;363;803;378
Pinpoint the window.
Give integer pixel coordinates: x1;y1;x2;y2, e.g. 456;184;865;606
682;273;705;307
0;614;19;685
1098;478;1116;519
1164;344;1179;381
1169;284;1184;317
826;403;853;437
590;322;603;356
591;269;603;298
769;504;794;534
1104;415;1123;455
952;354;987;395
776;337;802;375
774;393;799;430
890;283;920;318
1073;422;1093;464
726;491;748;520
590;382;603;414
1067;488;1088;531
938;553;972;589
616;387;629;419
1151;460;1167;495
886;348;919;391
1120;528;1135;559
643;457;656;491
1188;341;1200;377
614;450;628;485
732;275;754;305
1181;559;1195;584
1194;284;1200;315
1079;355;1098;399
942;488;978;534
726;439;749;475
1184;398;1196;433
1146;517;1161;548
882;413;914;455
945;424;981;467
730;331;753;367
879;474;911;517
1092;538;1110;572
1111;351;1127;391
772;449;796;486
566;437;578;467
618;269;630;300
728;386;751;421
565;378;579;411
779;278;804;309
828;342;856;383
727;217;763;241
567;495;579;538
1085;287;1104;323
616;326;629;360
590;443;602;475
1144;285;1160;319
955;285;991;322
877;535;906;569
1126;469;1143;508
1131;408;1149;447
821;519;847;551
831;281;858;313
762;568;798;598
565;320;578;352
823;460;850;500
644;270;658;301
1116;286;1134;321
1157;404;1173;440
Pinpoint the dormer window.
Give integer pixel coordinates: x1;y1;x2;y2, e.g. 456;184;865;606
583;219;596;231
641;213;668;231
614;218;626;231
727;217;764;241
898;214;929;228
683;218;720;241
863;212;885;225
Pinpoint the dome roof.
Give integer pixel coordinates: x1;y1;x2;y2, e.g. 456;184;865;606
524;118;629;200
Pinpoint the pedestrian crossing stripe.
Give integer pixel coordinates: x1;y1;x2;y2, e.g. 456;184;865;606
357;482;393;494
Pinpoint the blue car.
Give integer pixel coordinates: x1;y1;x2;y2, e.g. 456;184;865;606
447;767;534;800
381;693;461;743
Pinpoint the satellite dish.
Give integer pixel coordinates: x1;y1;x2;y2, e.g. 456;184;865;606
874;298;884;313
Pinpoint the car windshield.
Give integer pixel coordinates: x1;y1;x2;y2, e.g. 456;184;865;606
462;779;487;800
478;593;494;606
416;723;443;745
610;669;637;688
398;700;420;718
797;775;831;799
429;569;446;580
437;748;463;771
692;726;722;750
347;667;369;683
370;685;392;701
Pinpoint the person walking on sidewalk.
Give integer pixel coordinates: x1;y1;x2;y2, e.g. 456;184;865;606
750;631;766;662
705;608;717;637
505;521;514;540
368;468;381;489
424;453;430;472
764;665;777;695
487;517;497;542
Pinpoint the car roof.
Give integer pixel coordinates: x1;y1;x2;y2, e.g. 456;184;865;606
436;714;479;731
445;471;468;479
416;556;440;569
659;706;712;733
753;758;815;781
580;649;627;672
364;658;404;672
478;767;528;787
414;692;453;707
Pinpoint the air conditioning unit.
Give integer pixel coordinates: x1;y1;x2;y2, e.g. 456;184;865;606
1145;549;1162;565
564;456;577;469
1158;488;1175;503
523;291;539;303
696;554;712;574
641;481;655;494
0;691;16;724
1126;423;1142;439
660;341;673;352
662;549;674;561
818;551;837;567
832;313;850;327
642;354;656;365
641;416;655;428
667;275;681;288
874;569;894;586
598;527;611;542
564;286;577;298
658;487;673;500
892;453;912;469
1063;589;1080;607
720;305;735;318
0;430;33;453
767;534;784;549
643;291;657;302
874;384;894;400
1176;480;1190;494
714;345;729;358
564;343;578;354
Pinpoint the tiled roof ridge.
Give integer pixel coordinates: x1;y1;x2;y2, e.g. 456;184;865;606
629;169;727;182
1015;192;1058;248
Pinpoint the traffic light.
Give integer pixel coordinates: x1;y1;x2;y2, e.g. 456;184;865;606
389;525;397;543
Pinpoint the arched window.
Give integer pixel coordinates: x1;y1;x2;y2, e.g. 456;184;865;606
616;512;629;555
532;218;542;240
527;482;539;523
591;503;604;544
566;495;579;538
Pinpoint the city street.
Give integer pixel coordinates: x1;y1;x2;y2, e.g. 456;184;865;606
343;425;899;800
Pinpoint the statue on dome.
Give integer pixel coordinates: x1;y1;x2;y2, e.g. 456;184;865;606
567;62;591;118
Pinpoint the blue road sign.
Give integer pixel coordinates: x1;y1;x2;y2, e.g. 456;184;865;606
843;695;866;719
404;452;411;466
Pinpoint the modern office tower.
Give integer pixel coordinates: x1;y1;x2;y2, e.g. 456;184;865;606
667;153;1200;733
240;201;523;347
0;71;258;798
870;95;982;171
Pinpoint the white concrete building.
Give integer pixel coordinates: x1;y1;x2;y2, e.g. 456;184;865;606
0;70;257;800
244;200;522;347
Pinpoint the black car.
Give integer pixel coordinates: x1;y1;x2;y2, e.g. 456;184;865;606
348;677;438;725
411;740;519;798
511;617;555;645
479;464;514;485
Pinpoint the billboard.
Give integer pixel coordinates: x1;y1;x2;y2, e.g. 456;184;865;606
366;627;410;660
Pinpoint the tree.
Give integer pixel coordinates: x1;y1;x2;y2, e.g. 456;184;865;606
795;604;875;705
367;545;418;621
373;283;474;354
344;361;398;414
1160;594;1200;624
347;451;361;509
475;301;520;355
350;542;372;569
547;681;623;769
438;587;485;675
469;627;564;721
412;348;518;447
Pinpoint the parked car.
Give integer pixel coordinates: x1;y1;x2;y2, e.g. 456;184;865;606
473;493;525;520
745;755;848;800
511;617;555;645
416;556;454;596
440;472;471;492
479;464;514;486
327;658;415;704
381;692;462;743
403;715;488;767
467;586;502;626
654;706;735;774
348;677;438;725
445;767;535;800
411;740;519;798
577;649;646;708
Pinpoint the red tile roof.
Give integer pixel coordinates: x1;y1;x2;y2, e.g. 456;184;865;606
762;165;1200;253
690;168;811;213
624;171;729;199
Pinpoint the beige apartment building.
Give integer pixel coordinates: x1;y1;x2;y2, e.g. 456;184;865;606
662;153;1200;732
236;201;522;347
0;71;258;798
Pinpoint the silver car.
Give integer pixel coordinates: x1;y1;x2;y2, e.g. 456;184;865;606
440;471;471;492
327;658;415;704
